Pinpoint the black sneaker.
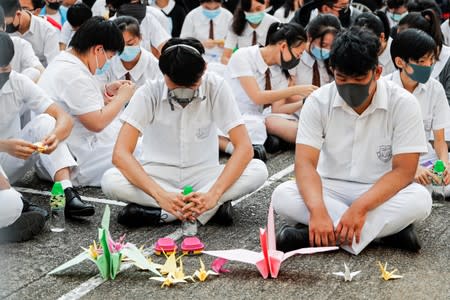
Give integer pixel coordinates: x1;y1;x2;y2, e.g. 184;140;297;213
264;135;282;154
380;224;421;252
210;201;234;226
64;187;95;217
252;144;267;162
276;224;310;252
117;204;162;227
21;197;49;220
0;211;46;243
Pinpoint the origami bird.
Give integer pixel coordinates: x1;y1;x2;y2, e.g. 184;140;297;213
378;261;403;281
332;263;361;281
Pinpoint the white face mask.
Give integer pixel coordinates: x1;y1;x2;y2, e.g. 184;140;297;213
167;88;205;110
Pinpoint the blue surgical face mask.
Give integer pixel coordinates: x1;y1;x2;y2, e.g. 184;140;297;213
311;46;330;61
202;7;221;20
119;45;141;62
95;49;111;75
388;11;408;22
405;63;433;84
244;11;265;25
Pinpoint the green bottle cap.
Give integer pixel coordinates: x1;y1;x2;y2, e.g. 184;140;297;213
183;185;193;195
232;47;238;53
433;160;446;173
51;182;64;196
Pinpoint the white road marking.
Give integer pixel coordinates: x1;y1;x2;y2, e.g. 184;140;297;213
52;163;295;299
14;187;127;207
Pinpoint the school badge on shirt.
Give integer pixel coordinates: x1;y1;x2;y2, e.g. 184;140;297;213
377;145;392;163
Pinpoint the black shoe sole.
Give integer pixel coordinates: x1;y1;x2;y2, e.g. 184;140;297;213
66;207;95;217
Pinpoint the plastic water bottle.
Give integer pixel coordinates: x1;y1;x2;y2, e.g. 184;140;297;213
431;160;446;201
181;185;197;236
50;182;65;232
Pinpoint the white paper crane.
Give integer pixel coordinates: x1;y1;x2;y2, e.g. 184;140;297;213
332;263;361;281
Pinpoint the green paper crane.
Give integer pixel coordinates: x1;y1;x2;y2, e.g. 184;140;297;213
49;205;160;280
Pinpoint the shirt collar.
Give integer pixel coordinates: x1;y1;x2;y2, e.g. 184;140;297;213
301;50;315;68
391;69;428;93
160;0;176;15
111;47;148;80
333;77;388;113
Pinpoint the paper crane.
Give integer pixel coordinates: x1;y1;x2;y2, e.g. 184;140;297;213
332;263;361;281
204;203;338;279
193;258;219;282
378;261;403;281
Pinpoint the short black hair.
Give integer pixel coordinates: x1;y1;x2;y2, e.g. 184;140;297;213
0;31;14;66
113;16;141;38
353;11;390;42
306;14;341;45
266;22;307;48
0;0;20;17
199;0;222;3
387;0;408;9
105;0;130;10
330;27;380;77
407;0;442;18
69;16;124;54
31;0;44;10
67;3;92;28
390;28;436;68
159;38;206;87
0;6;5;31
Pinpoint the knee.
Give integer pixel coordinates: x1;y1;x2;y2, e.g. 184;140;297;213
404;183;432;218
271;181;296;214
247;159;268;185
101;168;124;198
0;188;23;228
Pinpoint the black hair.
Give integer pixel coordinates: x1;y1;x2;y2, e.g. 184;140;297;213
0;32;14;66
159;38;206;87
266;22;307;47
390;28;436;69
330;27;380;77
69;16;124;54
232;0;263;36
0;0;20;17
82;0;96;9
398;9;443;54
281;0;296;19
0;6;4;31
407;0;442;18
112;16;141;38
105;0;131;10
386;0;408;9
30;0;44;10
67;3;92;28
199;0;222;3
353;11;390;42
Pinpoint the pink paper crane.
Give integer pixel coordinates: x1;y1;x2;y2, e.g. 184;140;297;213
204;202;338;279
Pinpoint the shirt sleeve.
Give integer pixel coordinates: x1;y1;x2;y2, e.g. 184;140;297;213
18;39;42;70
120;83;154;134
210;76;244;134
296;94;324;150
180;13;194;38
44;26;60;65
227;50;253;78
17;75;53;114
224;28;238;50
432;82;450;130
147;17;170;49
438;59;450;105
392;94;428;155
63;76;103;115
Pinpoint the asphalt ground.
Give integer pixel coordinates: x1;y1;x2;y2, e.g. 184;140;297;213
0;150;449;300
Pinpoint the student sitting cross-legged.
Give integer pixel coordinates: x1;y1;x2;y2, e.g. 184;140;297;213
101;38;268;227
272;28;432;255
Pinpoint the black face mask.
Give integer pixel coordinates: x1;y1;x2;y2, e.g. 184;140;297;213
0;72;11;90
338;6;351;28
5;22;19;33
47;1;61;10
280;46;300;70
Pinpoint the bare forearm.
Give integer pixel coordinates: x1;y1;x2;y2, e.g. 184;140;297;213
252;86;301;105
52;114;73;142
296;162;326;215
272;101;303;114
434;139;449;165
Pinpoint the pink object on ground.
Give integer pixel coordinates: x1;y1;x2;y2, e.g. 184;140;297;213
154;237;177;255
181;237;205;255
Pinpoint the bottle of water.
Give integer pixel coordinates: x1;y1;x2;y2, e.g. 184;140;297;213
431;160;446;201
50;182;65;232
182;185;197;236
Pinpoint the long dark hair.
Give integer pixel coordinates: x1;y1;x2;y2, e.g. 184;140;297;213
232;0;265;36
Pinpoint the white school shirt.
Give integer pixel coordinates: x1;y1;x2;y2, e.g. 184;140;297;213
147;6;171;34
432;45;450;80
273;7;295;23
0;71;52;140
294;50;333;86
59;22;74;46
101;48;161;87
226;45;289;115
297;78;427;184
10;37;42;74
91;0;108;17
224;13;278;49
38;51;106;147
180;6;233;62
379;37;395;76
441;19;450;46
120;72;243;168
386;71;450;156
10;14;59;67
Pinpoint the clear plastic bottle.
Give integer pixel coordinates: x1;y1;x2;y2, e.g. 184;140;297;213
50;182;65;232
181;185;197;236
431;160;446;201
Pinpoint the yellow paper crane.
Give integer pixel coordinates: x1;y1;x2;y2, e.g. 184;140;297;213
378;261;403;281
193;258;219;282
150;273;187;288
174;258;195;282
160;252;178;275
